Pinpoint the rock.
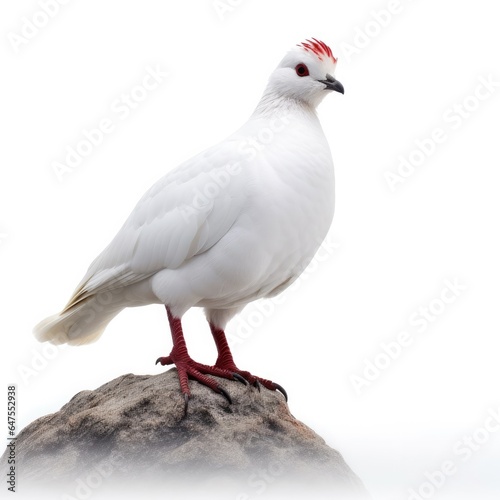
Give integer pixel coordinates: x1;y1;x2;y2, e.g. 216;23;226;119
1;369;368;499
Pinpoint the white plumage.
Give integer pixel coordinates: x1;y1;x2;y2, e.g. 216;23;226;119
34;39;343;401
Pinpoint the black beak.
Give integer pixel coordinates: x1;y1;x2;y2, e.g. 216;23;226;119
317;74;344;94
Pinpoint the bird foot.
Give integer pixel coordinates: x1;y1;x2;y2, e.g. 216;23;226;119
219;365;288;402
155;355;287;413
155;354;243;413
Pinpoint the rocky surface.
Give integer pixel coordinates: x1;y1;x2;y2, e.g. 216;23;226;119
1;369;368;499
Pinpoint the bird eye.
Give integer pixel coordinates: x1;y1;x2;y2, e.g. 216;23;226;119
295;63;309;77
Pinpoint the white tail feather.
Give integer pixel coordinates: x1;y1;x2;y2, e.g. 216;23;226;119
33;293;124;346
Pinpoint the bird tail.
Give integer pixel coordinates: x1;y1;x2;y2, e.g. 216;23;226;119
33;292;124;346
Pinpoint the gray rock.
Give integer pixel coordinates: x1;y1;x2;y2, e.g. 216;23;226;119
1;369;368;499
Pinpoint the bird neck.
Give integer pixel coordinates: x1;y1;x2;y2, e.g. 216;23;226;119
251;88;318;122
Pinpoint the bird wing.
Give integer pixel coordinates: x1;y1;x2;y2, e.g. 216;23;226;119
63;141;248;311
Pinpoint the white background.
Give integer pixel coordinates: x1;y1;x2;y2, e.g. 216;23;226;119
1;1;500;499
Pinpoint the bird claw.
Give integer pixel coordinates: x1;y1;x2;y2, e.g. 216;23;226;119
251;378;287;401
233;373;249;385
183;393;189;416
273;382;288;402
218;387;232;404
155;356;172;366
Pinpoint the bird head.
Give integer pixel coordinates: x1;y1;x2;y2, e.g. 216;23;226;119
267;38;343;108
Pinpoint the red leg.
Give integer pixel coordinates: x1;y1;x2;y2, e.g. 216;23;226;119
155;307;233;409
210;322;238;370
209;323;288;401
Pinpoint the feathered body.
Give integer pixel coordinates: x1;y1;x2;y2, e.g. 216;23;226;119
35;105;334;344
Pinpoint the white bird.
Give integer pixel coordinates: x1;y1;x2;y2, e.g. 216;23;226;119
34;38;343;407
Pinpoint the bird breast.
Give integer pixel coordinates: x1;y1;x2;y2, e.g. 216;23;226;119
193;115;335;307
